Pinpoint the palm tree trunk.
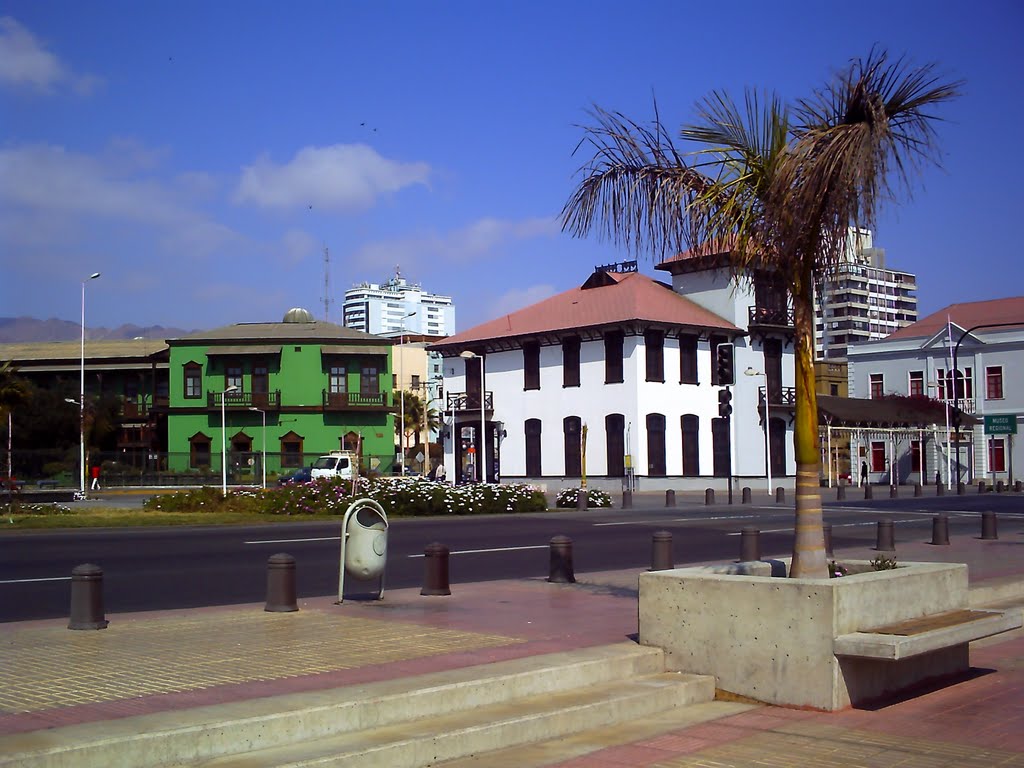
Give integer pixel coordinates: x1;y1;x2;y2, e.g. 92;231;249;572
790;285;827;578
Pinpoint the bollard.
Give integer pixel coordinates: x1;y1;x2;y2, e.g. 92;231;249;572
739;527;761;562
651;531;674;571
823;523;834;559
914;483;922;498
931;515;950;546
889;485;898;499
837;484;846;501
741;486;752;504
957;482;965;495
1015;480;1022;493
421;542;451;595
875;519;895;552
775;486;785;504
981;512;998;541
978;481;987;494
665;489;676;507
996;480;1005;493
576;489;588;510
705;488;715;505
622;490;633;510
864;483;873;500
548;535;576;583
68;563;109;630
936;480;945;496
265;553;298;612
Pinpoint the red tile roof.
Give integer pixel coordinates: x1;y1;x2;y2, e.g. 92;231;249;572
432;271;740;350
885;297;1024;341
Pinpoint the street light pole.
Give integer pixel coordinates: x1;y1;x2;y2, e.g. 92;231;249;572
79;272;100;495
221;385;239;496
744;367;772;494
397;311;417;474
249;406;266;489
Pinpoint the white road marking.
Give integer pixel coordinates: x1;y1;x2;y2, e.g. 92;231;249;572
408;545;548;558
244;536;340;544
726;518;925;534
0;576;72;584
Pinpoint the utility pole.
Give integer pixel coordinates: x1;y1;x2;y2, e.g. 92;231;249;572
322;245;332;322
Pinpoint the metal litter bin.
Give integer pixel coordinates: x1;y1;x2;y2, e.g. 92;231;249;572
337;498;388;602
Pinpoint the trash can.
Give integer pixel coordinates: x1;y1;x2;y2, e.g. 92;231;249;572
338;499;388;602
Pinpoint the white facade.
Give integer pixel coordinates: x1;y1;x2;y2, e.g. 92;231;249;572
343;270;455;338
814;228;918;360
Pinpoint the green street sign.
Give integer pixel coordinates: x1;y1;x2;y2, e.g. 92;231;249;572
984;414;1018;435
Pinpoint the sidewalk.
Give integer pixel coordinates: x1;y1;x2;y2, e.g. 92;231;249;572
1;524;1022;766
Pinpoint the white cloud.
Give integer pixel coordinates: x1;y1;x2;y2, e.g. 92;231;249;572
0;17;100;94
279;229;318;265
491;284;557;316
234;144;431;212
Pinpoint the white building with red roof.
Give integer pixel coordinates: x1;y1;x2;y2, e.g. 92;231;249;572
431;257;797;492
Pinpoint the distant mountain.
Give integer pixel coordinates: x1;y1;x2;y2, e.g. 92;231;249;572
0;317;193;343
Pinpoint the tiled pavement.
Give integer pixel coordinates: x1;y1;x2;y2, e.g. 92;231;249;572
1;515;1022;767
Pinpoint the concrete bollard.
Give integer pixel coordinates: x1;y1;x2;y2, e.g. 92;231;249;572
931;515;950;546
576;489;589;510
937;480;945;496
978;481;987;494
421;542;452;595
775;486;785;504
823;523;834;559
981;512;998;541
996;480;1005;493
837;484;846;501
914;483;922;498
864;483;873;500
739;527;761;562
957;482;965;495
705;488;715;505
741;486;752;504
651;531;674;571
1015;480;1022;493
890;485;899;499
265;553;298;612
548;535;576;583
621;490;633;509
665;489;676;507
875;519;895;552
68;563;109;630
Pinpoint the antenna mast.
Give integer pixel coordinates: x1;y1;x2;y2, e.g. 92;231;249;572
322;245;332;322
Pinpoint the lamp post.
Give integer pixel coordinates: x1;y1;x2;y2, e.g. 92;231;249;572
248;406;266;489
221;385;239;496
460;350;486;483
397;311;417;474
744;367;772;494
77;272;100;495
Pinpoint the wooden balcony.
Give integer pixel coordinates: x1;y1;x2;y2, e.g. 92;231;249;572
207;391;281;410
322;391;389;410
446;391;494;412
757;385;796;408
748;305;795;329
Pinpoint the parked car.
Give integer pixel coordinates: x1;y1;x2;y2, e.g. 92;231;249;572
277;466;313;486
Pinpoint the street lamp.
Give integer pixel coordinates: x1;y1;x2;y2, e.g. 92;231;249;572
744;367;772;494
460;350;486;483
77;272;100;495
221;385;239;496
397;311;416;474
248;406;266;489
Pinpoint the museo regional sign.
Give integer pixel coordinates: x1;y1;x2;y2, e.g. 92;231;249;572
984;414;1018;435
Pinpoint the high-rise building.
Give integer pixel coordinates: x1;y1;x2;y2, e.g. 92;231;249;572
814;228;918;360
342;269;455;338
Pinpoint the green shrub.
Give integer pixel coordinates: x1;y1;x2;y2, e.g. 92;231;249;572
555;487;612;508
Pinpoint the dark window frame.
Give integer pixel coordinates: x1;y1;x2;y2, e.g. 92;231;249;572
524;341;540;390
679;334;698;384
605;413;625;477
604;331;624;384
525;418;542;476
645;329;664;383
184;363;202;400
646;412;666;476
681;414;699;477
563;416;582;477
562;336;581;388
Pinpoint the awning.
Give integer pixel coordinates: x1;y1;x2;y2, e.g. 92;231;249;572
320;345;390;356
205;345;281;356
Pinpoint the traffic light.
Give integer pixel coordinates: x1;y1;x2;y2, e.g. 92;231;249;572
718;387;733;418
716;342;734;385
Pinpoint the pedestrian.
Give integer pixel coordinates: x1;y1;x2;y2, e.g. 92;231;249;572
436;461;447;484
860;461;868;485
90;464;101;490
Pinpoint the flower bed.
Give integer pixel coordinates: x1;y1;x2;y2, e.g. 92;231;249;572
555;487;612;508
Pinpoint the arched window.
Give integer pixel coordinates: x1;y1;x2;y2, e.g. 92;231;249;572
605;414;625;477
681;414;699;476
188;432;211;468
646;413;666;476
563;416;582;477
279;430;304;468
525;419;542;476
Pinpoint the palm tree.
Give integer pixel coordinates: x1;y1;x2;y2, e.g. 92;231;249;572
562;51;959;577
0;361;30;485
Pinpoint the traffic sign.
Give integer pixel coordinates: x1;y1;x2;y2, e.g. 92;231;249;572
984;414;1018;435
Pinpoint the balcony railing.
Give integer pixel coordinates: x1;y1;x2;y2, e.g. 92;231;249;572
322;391;389;409
757;385;796;407
748;305;794;327
208;391;281;409
446;391;494;412
943;397;976;414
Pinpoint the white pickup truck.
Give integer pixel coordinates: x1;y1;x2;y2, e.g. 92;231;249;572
310;451;355;480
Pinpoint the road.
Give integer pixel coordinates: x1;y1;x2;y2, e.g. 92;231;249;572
2;492;1021;623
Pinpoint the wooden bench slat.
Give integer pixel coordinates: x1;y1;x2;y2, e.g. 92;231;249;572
868;609;994;636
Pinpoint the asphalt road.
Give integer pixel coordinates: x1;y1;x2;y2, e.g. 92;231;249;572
2;491;1022;623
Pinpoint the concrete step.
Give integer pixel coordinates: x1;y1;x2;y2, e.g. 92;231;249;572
1;643;702;768
188;671;715;767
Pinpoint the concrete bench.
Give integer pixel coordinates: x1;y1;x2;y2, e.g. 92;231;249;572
36;479;60;489
835;608;1023;661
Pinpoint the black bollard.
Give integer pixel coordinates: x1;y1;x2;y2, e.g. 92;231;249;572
875;519;895;552
1015;480;1022;493
890;485;899;499
914;483;922;498
837;484;846;500
823;523;834;559
957;482;965;495
864;483;873;500
665;489;676;507
265;553;298;612
421;542;452;595
705;488;715;505
978;481;987;494
741;486;752;504
576;489;589;510
651;531;674;571
739;527;761;562
775;486;785;504
622;490;633;509
937;480;945;496
996;480;1005;493
931;515;950;546
68;563;109;630
548;535;576;583
981;512;998;540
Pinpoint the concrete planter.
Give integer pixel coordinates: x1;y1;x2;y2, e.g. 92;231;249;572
639;561;979;710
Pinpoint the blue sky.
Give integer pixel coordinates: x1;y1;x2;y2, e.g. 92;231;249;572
2;1;1021;333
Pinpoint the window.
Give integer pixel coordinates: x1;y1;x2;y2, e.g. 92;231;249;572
184;363;202;399
342;431;360;452
830;383;839;396
562;336;581;388
524;342;540;391
563;416;582;477
280;431;304;468
909;371;924;397
871;441;886;472
525;419;542;476
910;439;922;473
709;335;727;385
764;339;782;401
646;413;666;476
411;374;421;390
604;331;623;384
645;329;664;382
681;414;699;477
605;414;625;477
943;367;973;400
986;366;1004;400
361;364;379;395
989;438;1006;472
869;373;883;399
679;334;698;384
711;418;730;477
770;418;787;477
226;365;243;392
329;365;347;394
189;432;211;468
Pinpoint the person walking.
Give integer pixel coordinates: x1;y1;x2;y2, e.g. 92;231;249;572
90;464;101;490
435;461;447;484
860;461;868;487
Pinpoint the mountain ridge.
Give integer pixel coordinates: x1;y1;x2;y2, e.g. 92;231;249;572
0;317;194;343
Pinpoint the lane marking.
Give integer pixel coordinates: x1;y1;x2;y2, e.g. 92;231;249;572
408;545;548;558
595;514;766;527
726;518;926;535
244;536;340;544
0;576;72;585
